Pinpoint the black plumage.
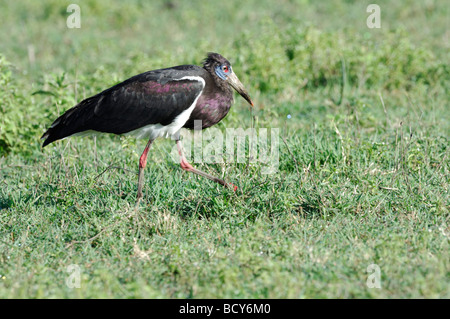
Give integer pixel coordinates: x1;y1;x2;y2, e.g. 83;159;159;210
41;52;253;200
42;66;205;146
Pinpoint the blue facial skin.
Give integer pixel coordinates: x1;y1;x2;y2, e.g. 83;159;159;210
215;65;231;80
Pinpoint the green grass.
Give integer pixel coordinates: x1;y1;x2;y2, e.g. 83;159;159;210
0;0;449;298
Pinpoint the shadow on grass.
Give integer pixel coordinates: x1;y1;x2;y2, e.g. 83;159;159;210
295;191;333;219
0;196;12;210
296;201;322;217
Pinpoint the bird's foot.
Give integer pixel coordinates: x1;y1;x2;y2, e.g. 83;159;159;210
180;156;237;191
180;157;194;171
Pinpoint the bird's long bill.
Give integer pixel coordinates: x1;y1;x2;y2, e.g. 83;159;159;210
227;72;254;107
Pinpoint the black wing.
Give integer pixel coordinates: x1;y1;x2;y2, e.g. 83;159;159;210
41;65;205;147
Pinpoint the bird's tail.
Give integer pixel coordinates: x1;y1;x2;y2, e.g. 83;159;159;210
41;114;67;147
41;99;94;147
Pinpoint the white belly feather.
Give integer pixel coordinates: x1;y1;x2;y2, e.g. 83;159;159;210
126;76;205;140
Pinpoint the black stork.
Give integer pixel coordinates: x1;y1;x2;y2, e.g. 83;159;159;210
41;53;254;200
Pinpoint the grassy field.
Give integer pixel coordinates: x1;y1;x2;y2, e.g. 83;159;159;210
0;0;449;298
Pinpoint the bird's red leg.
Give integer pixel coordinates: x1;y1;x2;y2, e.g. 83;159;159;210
137;139;153;200
176;140;237;191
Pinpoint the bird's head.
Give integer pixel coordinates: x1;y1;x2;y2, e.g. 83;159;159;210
203;52;254;107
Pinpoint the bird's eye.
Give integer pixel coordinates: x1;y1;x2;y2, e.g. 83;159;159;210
223;65;229;73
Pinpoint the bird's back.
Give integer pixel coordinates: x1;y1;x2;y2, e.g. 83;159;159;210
42;65;209;146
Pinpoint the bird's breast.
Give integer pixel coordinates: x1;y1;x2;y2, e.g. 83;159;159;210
184;93;233;129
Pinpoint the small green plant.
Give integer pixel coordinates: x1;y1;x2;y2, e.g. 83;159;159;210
0;55;33;155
